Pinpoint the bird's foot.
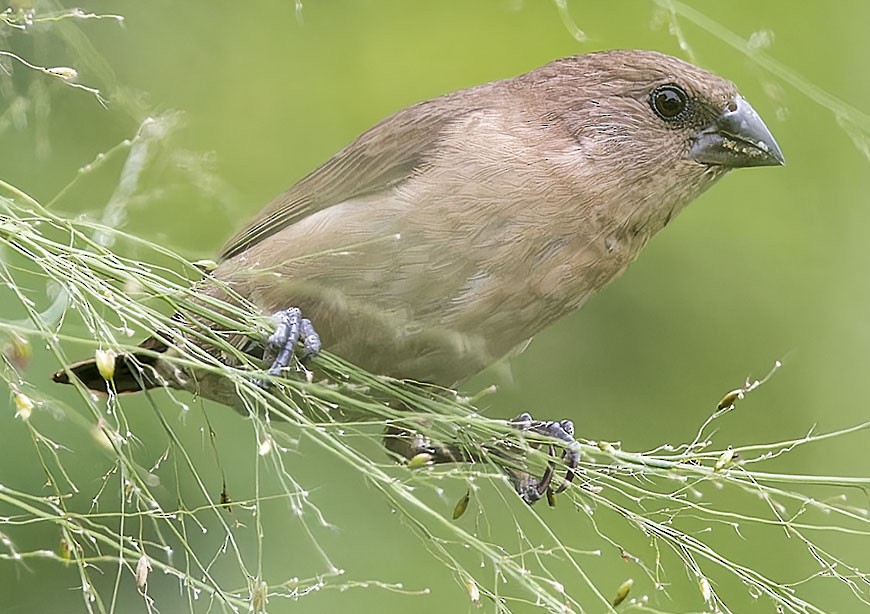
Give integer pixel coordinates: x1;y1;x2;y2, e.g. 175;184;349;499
507;412;580;505
260;307;321;380
382;414;578;507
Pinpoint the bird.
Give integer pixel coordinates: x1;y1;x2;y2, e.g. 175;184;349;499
53;49;784;504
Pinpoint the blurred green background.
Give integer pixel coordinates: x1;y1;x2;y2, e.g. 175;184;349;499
1;0;868;612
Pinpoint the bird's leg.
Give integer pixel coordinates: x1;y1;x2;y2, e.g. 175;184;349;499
384;412;580;506
261;307;321;378
383;425;475;465
257;312;580;506
507;412;580;505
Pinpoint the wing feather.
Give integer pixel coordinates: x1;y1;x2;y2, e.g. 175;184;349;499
219;96;483;260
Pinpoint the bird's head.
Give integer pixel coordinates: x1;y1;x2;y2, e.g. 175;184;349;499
535;49;783;169
519;49;783;222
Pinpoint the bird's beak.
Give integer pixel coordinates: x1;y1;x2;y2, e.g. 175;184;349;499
689;95;785;167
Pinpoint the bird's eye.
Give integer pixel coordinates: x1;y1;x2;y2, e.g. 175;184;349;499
650;84;689;120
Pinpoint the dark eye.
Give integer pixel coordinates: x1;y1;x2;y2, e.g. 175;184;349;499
650;84;689;120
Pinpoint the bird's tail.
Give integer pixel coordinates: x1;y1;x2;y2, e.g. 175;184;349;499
51;336;169;394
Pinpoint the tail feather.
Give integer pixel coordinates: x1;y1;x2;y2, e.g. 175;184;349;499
52;337;169;394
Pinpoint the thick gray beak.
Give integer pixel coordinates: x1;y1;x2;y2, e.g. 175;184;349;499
689;95;785;167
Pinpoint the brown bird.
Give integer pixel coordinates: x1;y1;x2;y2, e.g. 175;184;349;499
54;50;784;503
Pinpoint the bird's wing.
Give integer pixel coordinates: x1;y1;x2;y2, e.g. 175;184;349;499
219;97;481;260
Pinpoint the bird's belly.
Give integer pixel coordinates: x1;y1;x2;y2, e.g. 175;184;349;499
215;196;647;386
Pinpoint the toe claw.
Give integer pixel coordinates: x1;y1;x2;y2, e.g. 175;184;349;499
551;440;580;494
513;472;547;505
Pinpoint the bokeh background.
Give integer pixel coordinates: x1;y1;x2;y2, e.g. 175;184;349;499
0;0;868;612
